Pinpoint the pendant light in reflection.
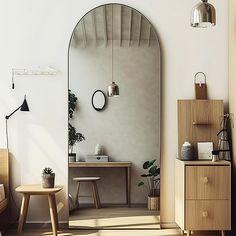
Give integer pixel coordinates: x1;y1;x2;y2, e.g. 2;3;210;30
107;4;119;97
191;0;216;28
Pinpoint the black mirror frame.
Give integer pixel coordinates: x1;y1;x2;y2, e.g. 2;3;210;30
91;90;107;111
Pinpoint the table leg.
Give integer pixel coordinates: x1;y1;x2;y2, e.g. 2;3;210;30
125;167;131;207
48;194;59;236
18;193;30;235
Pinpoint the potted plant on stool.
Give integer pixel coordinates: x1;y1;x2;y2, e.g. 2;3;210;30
68;90;85;162
42;167;55;188
138;159;160;210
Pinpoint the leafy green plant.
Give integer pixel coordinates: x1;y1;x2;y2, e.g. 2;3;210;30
138;159;160;197
68;90;85;154
42;167;54;175
69;90;77;119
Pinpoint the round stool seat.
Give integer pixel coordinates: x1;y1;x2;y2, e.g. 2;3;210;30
73;177;101;181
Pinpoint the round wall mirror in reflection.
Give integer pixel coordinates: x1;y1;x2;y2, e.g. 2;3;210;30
92;90;107;111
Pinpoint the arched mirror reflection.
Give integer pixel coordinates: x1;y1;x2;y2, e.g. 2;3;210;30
68;3;161;229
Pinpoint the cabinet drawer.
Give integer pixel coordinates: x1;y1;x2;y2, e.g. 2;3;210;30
186;200;231;230
186;166;230;200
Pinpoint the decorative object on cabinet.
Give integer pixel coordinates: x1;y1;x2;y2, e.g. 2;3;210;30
0;149;9;231
138;159;160;210
5;95;29;149
107;4;119;97
194;72;207;99
86;155;109;162
11;67;59;89
212;150;219;162
191;0;216;28
178;100;224;158
95;144;104;155
181;141;196;161
42;167;55;188
92;90;107;111
175;159;231;236
217;114;231;161
197;142;213;160
68;90;85;162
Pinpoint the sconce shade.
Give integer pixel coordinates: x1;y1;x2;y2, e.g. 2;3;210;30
5;95;30;120
20;98;30;111
107;82;119;97
191;0;216;28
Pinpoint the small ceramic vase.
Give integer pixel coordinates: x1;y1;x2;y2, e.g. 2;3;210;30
95;144;103;155
181;141;196;160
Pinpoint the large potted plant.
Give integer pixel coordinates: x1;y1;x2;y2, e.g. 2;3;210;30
68;90;85;162
138;159;160;210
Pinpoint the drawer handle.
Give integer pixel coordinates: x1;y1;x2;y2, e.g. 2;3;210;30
202;177;209;184
202;211;208;217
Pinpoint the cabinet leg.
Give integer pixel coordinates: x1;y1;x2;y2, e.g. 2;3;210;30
221;231;225;236
186;230;191;236
180;230;184;235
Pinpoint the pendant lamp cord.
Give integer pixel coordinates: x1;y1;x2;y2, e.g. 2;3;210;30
6;119;9;149
111;4;114;83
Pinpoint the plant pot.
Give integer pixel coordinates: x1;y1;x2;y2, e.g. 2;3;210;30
42;173;55;188
148;196;160;210
69;153;76;162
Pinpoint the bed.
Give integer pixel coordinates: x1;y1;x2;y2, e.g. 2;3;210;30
0;149;9;229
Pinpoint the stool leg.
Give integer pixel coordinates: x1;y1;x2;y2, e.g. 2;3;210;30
75;182;80;208
18;193;30;235
48;194;58;236
91;181;101;209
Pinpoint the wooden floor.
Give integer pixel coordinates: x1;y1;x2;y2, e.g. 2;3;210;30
5;229;218;236
69;206;160;229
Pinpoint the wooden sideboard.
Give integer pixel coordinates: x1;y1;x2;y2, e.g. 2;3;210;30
175;159;231;236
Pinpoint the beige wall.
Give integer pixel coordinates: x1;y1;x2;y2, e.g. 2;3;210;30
229;0;236;233
0;0;229;225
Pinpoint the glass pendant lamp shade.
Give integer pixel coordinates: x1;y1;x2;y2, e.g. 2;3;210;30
191;0;216;28
107;81;119;97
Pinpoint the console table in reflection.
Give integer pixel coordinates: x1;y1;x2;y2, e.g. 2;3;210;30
68;161;132;207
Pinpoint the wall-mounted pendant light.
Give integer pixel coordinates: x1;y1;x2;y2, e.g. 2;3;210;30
107;4;119;97
191;0;216;28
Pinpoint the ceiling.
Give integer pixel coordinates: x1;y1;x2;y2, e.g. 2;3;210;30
71;4;157;47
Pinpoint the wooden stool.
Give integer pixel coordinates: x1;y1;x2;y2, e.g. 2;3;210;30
73;177;101;209
15;185;62;236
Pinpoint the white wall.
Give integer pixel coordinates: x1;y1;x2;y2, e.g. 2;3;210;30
69;41;160;204
0;0;228;224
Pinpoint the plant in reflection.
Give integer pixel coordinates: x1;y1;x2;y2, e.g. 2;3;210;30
138;159;160;197
68;90;85;155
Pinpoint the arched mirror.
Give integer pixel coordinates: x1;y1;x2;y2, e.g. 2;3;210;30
68;3;161;229
92;90;107;111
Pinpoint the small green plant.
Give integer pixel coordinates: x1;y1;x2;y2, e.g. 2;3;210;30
138;159;160;197
68;90;85;154
42;167;54;175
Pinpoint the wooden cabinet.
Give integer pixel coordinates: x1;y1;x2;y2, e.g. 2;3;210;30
178;100;224;157
175;159;231;236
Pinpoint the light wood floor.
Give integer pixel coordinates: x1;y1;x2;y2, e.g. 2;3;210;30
5;229;218;236
69;206;160;229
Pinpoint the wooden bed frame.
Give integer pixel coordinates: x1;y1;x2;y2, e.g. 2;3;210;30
0;149;9;229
